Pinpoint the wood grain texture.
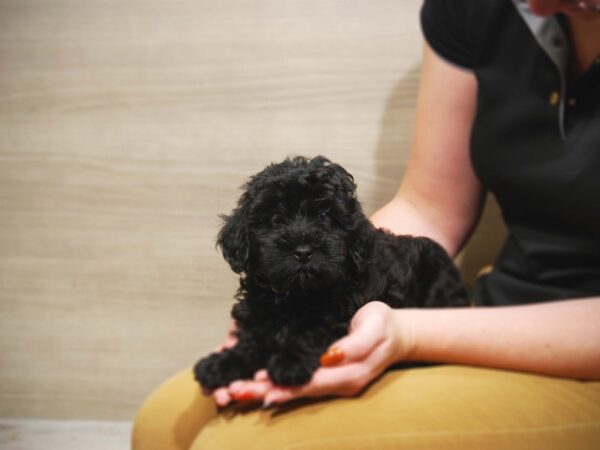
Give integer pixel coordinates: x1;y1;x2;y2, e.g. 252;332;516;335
0;0;505;420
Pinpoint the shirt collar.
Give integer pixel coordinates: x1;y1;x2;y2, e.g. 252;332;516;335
512;0;569;138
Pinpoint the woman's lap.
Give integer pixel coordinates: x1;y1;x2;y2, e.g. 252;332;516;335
132;365;600;450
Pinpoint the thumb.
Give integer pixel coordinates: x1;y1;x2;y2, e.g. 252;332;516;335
320;311;386;366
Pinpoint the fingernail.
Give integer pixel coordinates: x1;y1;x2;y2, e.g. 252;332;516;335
320;347;345;367
228;383;242;394
214;391;230;407
254;370;269;381
232;390;256;402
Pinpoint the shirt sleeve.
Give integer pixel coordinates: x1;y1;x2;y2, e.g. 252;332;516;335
420;0;476;69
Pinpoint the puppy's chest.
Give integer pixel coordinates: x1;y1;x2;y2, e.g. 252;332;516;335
239;298;348;342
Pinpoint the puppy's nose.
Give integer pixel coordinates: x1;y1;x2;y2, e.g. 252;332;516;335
294;244;313;263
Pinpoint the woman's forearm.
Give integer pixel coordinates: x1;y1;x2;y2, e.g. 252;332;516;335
370;196;468;257
370;197;450;251
369;43;483;258
395;297;600;380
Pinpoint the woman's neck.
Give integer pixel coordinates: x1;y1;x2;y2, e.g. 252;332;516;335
566;14;600;77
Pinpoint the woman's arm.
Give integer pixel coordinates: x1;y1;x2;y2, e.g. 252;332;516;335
370;42;483;257
249;298;600;407
398;297;600;380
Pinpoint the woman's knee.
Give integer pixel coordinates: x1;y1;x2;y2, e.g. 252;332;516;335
132;368;218;450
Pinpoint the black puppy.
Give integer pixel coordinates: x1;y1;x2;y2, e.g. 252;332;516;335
195;156;469;390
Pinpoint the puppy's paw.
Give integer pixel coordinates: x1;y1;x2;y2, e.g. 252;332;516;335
267;353;317;386
194;351;253;390
194;353;228;390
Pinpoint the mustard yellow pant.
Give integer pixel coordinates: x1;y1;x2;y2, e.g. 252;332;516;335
132;365;600;450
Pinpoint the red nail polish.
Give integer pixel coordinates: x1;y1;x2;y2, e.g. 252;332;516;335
320;347;345;367
233;391;256;402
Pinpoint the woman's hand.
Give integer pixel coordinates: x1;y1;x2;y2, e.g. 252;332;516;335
220;301;413;407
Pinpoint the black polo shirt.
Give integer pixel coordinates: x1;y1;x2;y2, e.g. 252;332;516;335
421;0;600;305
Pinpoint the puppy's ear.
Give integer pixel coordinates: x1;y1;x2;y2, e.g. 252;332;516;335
323;161;366;231
313;156;357;198
348;221;371;275
217;193;250;274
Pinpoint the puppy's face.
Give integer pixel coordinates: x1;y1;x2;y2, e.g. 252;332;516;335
218;156;368;295
247;172;349;294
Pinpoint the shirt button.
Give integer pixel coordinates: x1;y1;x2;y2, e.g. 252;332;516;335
549;91;560;106
568;97;576;107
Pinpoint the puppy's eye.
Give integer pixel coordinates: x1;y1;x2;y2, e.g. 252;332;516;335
318;208;330;219
271;214;286;225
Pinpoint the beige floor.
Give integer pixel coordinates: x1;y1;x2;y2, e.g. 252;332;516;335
0;419;131;450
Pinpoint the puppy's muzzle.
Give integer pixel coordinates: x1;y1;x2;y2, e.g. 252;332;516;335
294;244;313;263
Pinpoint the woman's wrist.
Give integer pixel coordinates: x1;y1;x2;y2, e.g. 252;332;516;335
388;299;600;380
391;307;469;364
390;308;419;363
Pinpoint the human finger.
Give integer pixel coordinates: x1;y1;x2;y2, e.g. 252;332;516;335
212;387;232;407
265;334;394;406
321;309;387;366
215;338;238;353
227;378;273;403
214;320;239;352
254;369;270;381
262;363;368;406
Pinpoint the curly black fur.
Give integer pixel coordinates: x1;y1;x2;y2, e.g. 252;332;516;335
195;156;469;389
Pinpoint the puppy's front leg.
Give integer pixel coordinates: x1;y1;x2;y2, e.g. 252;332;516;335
267;329;341;387
194;335;266;390
266;351;320;387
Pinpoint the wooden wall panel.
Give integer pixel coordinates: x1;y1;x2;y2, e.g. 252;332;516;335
0;0;504;420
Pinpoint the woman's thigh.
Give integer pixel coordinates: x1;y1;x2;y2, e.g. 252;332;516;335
132;368;218;450
190;365;600;450
133;365;600;450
